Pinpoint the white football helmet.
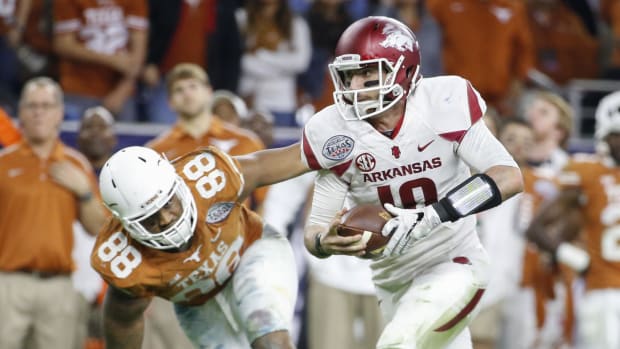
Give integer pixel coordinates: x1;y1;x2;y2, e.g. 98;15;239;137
595;90;620;140
99;146;197;250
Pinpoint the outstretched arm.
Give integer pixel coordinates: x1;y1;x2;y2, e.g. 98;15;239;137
103;286;152;349
235;143;311;201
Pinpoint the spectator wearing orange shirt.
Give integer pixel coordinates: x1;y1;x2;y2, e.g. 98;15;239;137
526;0;599;85
53;0;148;121
0;107;20;147
0;77;107;349
427;0;535;117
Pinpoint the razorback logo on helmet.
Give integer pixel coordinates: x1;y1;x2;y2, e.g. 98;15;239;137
322;135;354;161
355;153;376;172
206;202;235;224
379;23;415;52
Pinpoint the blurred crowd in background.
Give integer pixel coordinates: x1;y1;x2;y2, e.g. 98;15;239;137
0;0;618;128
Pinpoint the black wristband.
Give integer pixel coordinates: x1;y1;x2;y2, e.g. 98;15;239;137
314;233;330;258
432;199;459;222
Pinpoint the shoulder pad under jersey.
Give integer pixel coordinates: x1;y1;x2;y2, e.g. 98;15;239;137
412;75;487;143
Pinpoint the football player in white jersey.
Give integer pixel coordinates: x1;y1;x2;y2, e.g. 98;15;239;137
295;16;524;348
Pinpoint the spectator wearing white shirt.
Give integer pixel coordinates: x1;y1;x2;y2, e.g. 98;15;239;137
236;0;312;127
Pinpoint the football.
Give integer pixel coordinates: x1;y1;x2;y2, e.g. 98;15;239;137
337;204;393;259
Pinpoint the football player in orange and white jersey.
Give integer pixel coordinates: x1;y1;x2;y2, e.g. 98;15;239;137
483;119;571;349
527;90;620;349
91;144;307;349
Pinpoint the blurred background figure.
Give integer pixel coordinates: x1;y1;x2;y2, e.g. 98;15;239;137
72;106;118;349
139;0;218;124
211;89;249;126
427;0;535;117
373;0;443;77
243;108;275;147
0;0;32;113
525;90;620;349
0;77;106;349
472;118;559;349
524;91;573;171
0;106;21;147
53;0;148;121
482;108;500;137
147;64;264;162
521;91;577;349
237;0;312;127
525;0;599;87
297;0;352;111
77;106;118;174
601;0;620;78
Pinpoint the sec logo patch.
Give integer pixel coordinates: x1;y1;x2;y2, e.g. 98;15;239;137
355;153;376;172
322;135;354;161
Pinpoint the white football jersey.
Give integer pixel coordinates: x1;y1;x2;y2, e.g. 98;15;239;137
302;76;517;287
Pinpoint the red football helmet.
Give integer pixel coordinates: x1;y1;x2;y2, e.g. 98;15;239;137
329;16;422;120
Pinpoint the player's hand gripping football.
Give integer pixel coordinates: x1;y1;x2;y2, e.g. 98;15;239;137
317;209;368;257
380;203;442;257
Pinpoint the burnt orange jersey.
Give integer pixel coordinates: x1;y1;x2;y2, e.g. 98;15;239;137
427;0;534;104
520;166;557;288
558;154;620;290
23;0;54;54
526;3;598;84
53;0;148;97
146;118;268;207
159;0;216;74
517;167;560;329
91;147;264;306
